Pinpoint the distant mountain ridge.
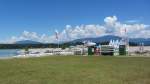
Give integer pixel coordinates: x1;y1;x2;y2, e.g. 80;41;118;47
73;35;122;43
129;38;150;46
15;40;42;44
14;35;150;46
72;35;150;46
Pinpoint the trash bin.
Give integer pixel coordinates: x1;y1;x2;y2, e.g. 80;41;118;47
88;47;94;55
119;45;126;55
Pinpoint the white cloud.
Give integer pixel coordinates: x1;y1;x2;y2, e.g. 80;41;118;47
131;30;150;38
104;16;117;26
1;16;150;44
3;31;56;44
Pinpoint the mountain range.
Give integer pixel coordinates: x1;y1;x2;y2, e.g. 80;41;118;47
15;35;150;46
15;40;42;44
72;35;150;46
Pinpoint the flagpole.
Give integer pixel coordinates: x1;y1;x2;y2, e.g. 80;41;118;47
57;39;59;48
120;27;129;55
125;28;129;55
55;30;59;48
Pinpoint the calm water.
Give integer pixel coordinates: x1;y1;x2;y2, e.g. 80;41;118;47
0;49;20;57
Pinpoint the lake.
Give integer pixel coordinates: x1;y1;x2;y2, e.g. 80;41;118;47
0;49;20;58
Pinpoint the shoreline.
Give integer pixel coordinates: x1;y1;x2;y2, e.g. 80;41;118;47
1;55;150;60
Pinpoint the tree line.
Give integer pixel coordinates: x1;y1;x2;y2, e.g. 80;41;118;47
0;42;138;49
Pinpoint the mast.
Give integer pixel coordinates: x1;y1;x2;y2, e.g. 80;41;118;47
55;30;59;48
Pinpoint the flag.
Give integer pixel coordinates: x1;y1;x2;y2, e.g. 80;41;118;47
55;30;59;40
124;27;127;33
120;27;127;36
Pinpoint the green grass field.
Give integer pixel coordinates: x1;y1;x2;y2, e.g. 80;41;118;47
0;56;150;84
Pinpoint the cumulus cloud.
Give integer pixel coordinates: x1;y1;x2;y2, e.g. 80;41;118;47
4;31;56;44
104;16;117;26
1;16;150;43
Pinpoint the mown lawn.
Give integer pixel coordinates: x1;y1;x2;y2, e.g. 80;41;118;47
0;56;150;84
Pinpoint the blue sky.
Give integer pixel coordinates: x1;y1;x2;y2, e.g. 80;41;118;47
0;0;150;43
